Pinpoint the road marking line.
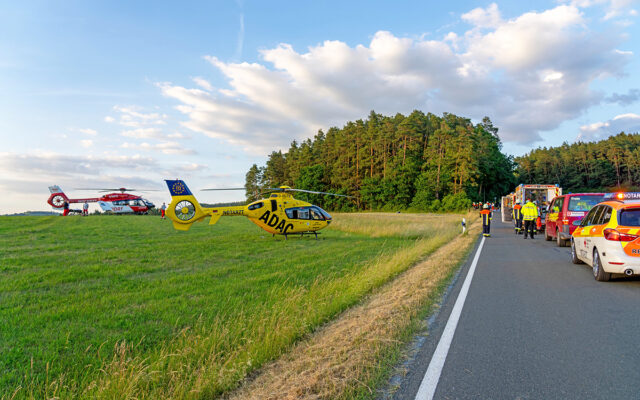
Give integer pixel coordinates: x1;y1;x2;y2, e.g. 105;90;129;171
414;236;486;400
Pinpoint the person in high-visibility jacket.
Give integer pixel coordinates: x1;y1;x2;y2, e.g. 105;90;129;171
512;201;523;234
480;203;492;237
521;198;539;239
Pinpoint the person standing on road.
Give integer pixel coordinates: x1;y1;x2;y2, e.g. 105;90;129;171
160;202;166;219
480;203;492;237
512;201;523;234
82;201;89;216
522;198;539;239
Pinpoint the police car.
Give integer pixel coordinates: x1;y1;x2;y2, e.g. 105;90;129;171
571;192;640;281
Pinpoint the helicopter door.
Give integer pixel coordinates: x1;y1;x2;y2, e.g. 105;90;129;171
271;200;278;212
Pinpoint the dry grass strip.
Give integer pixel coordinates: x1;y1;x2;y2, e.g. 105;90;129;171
226;221;481;400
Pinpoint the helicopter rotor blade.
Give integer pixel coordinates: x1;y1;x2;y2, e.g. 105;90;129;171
74;188;161;192
286;188;354;198
201;188;246;191
261;187;353;198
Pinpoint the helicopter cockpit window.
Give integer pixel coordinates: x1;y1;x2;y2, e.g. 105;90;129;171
309;209;323;220
285;206;325;220
248;202;263;210
315;207;331;220
311;206;330;220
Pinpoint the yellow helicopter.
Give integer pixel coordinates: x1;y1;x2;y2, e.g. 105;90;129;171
164;179;351;238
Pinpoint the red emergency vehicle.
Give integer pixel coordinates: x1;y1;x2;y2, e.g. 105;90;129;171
545;193;605;247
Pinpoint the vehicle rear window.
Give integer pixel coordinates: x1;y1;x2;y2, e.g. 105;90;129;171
567;195;604;211
619;209;640;227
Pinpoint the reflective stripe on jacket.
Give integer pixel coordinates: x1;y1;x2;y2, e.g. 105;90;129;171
480;210;492;225
522;202;538;221
512;205;522;220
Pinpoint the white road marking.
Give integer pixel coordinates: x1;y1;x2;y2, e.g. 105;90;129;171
415;236;486;400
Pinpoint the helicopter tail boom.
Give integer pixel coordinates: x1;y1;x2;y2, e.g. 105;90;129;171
165;180;246;231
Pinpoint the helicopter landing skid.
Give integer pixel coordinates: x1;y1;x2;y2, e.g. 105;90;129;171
276;231;321;240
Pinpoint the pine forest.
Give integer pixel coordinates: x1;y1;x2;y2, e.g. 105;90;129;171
245;110;516;211
515;132;640;193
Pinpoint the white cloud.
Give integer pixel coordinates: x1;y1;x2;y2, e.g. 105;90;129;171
80;139;94;148
192;77;214;91
157;3;631;152
104;116;115;123
0;152;157;180
112;105;192;149
578;113;640;141
462;3;502;28
121;141;196;155
181;162;209;171
78;128;98;136
565;0;638;20
121;127;165;139
0;152;178;214
113;105;168;128
120;127;189;141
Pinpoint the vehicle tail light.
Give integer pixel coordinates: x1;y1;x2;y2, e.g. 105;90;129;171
603;228;639;242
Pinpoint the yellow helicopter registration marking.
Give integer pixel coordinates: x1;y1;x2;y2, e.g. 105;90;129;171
223;209;244;216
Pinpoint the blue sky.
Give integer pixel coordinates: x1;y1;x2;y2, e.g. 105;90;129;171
1;0;639;213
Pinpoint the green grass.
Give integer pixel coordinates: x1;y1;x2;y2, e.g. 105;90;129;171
0;213;464;399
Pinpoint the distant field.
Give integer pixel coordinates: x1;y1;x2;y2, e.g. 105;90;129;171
0;212;466;399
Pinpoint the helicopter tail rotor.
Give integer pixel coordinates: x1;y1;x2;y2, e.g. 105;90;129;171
47;185;70;208
164;180;207;230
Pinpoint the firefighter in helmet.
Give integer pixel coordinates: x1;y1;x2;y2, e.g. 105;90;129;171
480;203;492;237
512;200;523;234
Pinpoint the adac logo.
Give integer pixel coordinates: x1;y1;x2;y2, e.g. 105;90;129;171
172;181;186;195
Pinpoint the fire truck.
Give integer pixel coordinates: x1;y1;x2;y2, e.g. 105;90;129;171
502;184;562;225
514;184;562;206
512;184;562;229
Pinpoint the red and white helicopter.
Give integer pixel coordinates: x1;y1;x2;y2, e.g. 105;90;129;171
47;185;156;214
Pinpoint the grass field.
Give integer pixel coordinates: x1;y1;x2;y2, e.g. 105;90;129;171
0;212;466;399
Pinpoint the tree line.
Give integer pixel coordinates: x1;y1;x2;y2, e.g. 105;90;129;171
515;132;640;193
244;110;515;211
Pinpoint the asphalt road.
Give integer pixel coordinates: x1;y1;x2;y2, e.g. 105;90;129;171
391;217;640;400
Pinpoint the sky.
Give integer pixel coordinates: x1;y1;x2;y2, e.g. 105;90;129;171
1;0;639;213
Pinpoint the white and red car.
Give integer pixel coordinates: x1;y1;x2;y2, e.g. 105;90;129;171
571;192;640;281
